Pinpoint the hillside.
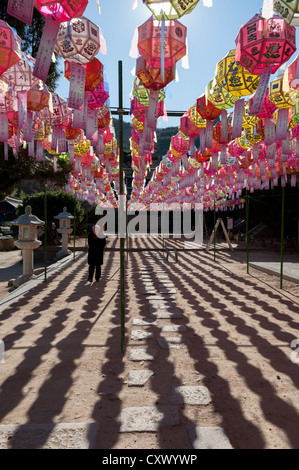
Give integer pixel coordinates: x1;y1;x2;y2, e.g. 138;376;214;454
113;118;178;167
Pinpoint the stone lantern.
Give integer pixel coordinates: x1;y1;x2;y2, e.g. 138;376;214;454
54;207;73;259
12;205;44;285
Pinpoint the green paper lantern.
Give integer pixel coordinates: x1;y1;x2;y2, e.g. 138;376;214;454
273;0;299;26
142;0;200;20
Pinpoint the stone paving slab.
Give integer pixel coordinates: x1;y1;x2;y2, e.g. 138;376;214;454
129;348;158;361
132;318;158;326
146;295;175;301
157;337;186;349
250;261;299;283
188;427;233;449
161;325;186;332
150;308;183;319
0;422;100;449
158;289;177;294
119;406;179;432
128;370;154;387
130;330;155;341
169;386;212;406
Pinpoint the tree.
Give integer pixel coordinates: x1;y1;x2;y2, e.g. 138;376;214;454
0;144;73;202
0;1;62;90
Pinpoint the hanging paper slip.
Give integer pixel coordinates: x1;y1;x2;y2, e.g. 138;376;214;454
57;129;66;153
7;0;34;25
276;108;289;141
33;15;60;83
266;144;276;159
147;89;159;130
221;109;228;143
51;126;58;152
68;62;86;110
22;111;33;142
86;108;98;143
232;98;244;139
0;112;9;142
205;120;213;149
264;117;276;146
73;109;84;129
249;66;272;116
18;91;27;129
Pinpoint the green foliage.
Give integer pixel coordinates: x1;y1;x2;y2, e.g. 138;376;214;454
0;144;73;203
17;189;84;225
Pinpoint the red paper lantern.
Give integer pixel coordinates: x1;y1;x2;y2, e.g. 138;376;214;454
64;58;104;91
0;20;22;75
65;123;81;140
235;14;296;76
98;104;111;129
27;82;50;112
138;16;187;69
213;120;233;144
196;94;221;121
34;0;88;23
180;112;200;138
136;56;175;90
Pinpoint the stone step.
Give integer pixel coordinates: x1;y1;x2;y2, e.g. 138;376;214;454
119;406;180;432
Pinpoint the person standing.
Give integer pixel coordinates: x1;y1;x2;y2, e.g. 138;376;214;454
87;224;106;282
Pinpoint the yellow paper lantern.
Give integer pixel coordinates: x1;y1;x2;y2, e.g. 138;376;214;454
269;74;299;109
215;49;260;97
206;79;238;110
189;103;206;128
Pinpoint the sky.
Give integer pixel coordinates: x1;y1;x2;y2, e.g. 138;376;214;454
56;0;299;130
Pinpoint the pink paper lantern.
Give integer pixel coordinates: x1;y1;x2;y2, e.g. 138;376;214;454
0;20;22;75
88;81;109;108
235;14;296;76
130;96;164;123
248;88;277;118
34;0;88;23
138;16;186;69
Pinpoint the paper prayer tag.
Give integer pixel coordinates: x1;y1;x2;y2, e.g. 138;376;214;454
33;15;60;83
7;0;34;25
68;63;86;110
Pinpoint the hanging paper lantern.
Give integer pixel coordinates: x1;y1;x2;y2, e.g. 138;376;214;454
206;80;239;110
235;14;296;76
269;74;299;108
213;120;233;144
170;133;190;155
273;1;299;26
242;101;260;128
34;0;88;23
74;138;90;155
130;96;164;122
39;93;70;127
55;16;100;64
1;51;38;91
0;20;22;75
64;58;104;91
138;16;187;68
132;77;165;106
142;0;200;20
180;112;200;138
98;104;111;129
189;103;206;128
248;87;277;118
65;123;81;141
88;80;109;108
196;94;222;121
27;82;50;112
215;49;260;97
136;56;175;90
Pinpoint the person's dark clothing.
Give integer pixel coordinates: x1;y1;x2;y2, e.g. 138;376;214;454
87;230;106;281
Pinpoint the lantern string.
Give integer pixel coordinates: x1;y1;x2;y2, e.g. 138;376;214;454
181;37;189;70
161;12;165;82
129;27;139;58
96;0;101;14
